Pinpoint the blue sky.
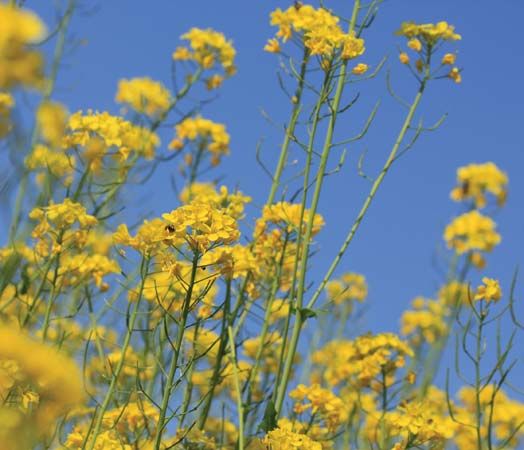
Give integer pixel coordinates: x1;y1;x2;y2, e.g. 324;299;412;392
25;1;524;384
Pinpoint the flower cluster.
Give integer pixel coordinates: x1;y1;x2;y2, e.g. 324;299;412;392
262;423;322;450
312;333;413;387
173;27;236;77
162;202;240;253
450;162;508;208
115;77;172;118
169;115;230;167
400;297;449;345
255;202;325;237
25;144;76;186
386;400;454;448
179;183;251;219
0;4;46;90
63;110;160;171
473;277;502;304
0;325;84;450
396;21;461;83
290;383;348;431
444;210;501;255
325;272;368;305
37;101;68;148
267;4;366;63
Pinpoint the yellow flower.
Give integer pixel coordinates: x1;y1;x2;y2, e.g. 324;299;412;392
63;110;160;170
37;101;68;147
0;4;46;89
407;38;422;52
255;202;325;237
474;277;502;303
449;67;462;84
262;424;322;450
174;27;236;75
326;272;368;305
290;383;348;431
0;325;84;448
352;63;369;75
115;77;172;117
205;74;224;90
442;52;457;65
162;202;240;253
450;162;508;208
444;210;500;254
399;52;410;64
264;38;281;53
169;115;230;165
400;297;449;344
396;21;461;44
268;5;365;60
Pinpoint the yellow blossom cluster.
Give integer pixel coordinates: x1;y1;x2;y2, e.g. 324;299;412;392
386;400;454;448
0;325;84;450
0;4;46;90
63;110;160;171
474;277;502;303
115;77;172;118
266;4;366;63
290;383;348;431
169;116;230;166
325;272;368;305
262;422;322;450
113;219;167;255
173;27;236;77
396;21;461;83
255;202;325;237
400;296;449;344
450;162;509;208
312;333;413;387
444;210;501;255
37;101;68;148
396;21;461;44
0;92;14;137
162;202;240;253
453;385;524;449
179;183;251;219
29;198;97;236
25;144;76;186
438;281;471;306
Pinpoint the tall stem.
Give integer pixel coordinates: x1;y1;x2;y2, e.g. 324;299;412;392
153;254;199;449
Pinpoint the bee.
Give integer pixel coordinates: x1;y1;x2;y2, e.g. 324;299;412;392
294;1;303;10
165;224;175;233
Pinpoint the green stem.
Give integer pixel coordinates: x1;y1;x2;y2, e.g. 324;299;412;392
84;256;148;450
267;49;309;205
274;1;362;415
153;254;199;449
306;81;426;312
228;325;245;450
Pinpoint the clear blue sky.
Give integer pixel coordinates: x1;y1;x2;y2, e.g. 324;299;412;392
28;1;524;383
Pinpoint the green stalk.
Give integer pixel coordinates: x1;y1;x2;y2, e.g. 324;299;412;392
153;254;199;449
306;80;426;312
84;256;149;450
197;279;232;429
267;49;309;205
228;325;245;450
274;0;361;415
